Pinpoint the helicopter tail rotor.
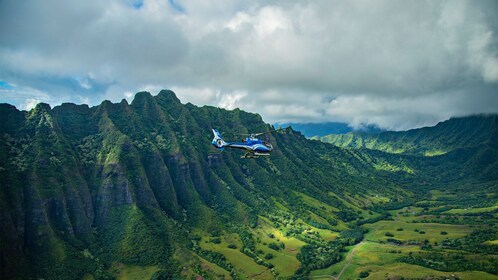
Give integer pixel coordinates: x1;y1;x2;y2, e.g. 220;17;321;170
212;129;228;151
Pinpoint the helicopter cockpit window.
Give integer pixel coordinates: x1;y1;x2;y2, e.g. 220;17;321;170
263;141;273;149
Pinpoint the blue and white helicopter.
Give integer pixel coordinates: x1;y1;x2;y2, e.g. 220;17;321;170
212;128;284;158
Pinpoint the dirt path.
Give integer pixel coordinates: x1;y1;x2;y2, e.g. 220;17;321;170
311;241;364;280
312;222;383;280
334;241;364;280
249;267;270;278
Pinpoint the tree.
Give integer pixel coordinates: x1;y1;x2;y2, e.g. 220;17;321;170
359;270;370;278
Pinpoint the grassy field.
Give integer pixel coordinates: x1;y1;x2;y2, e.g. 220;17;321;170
81;274;95;280
363;220;472;244
311;237;498;280
252;218;305;277
310;202;498;280
110;263;159;280
197;256;231;278
444;205;498;214
199;233;270;279
297;192;340;213
364;263;498;280
191;194;497;279
198;223;307;279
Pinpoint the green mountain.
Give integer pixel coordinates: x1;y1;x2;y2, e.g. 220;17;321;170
314;115;498;156
274;122;382;137
315;115;498;193
1;91;496;279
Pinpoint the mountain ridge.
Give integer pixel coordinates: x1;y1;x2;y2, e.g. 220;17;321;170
1;90;496;279
314;114;498;156
274;122;383;137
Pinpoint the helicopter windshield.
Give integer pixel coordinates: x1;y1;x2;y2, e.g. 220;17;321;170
263;141;273;149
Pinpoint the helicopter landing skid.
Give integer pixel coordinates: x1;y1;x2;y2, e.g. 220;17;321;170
241;152;259;159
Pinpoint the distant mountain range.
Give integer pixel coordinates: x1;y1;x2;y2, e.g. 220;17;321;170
1;90;496;279
275;122;383;137
314;115;498;156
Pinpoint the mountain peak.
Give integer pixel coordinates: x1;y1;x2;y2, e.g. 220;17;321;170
33;102;51;112
156;89;181;103
134;91;153;100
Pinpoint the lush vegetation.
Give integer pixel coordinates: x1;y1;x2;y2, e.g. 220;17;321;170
1;91;497;279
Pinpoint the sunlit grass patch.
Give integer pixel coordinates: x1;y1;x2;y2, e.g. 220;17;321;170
444;205;498;214
199;234;268;277
198;257;231;277
424;149;447;156
365;263;460;280
82;274;95;280
363;220;471;244
296;192;340;212
111;263;159;280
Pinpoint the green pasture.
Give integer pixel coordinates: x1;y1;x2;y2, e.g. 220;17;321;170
199;226;304;278
339;242;422;279
110;263;159;280
198;258;231;278
444;205;498;214
363;220;471;244
365;263;498;280
256;216;307;254
311;241;498;280
199;234;270;278
252;219;305;276
81;274;95;280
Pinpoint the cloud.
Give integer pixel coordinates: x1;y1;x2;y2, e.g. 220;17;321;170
1;0;497;129
20;98;43;111
0;82;51;110
216;91;247;110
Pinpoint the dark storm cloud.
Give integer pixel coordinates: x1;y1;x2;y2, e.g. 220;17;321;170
1;0;497;129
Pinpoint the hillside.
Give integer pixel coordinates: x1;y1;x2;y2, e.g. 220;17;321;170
274;122;382;137
0;90;497;279
315;115;498;192
315;115;498;156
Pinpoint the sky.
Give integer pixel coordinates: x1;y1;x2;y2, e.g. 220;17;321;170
1;0;498;130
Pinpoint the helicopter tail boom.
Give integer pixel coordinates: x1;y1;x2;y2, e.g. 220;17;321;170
212;129;228;150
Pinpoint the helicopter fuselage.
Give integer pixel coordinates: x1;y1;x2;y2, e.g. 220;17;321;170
212;129;274;158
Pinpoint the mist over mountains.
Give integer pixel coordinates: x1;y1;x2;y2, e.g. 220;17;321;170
275;122;383;137
0;90;497;279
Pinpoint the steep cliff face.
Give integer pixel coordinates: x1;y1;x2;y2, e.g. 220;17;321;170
2;90;494;279
0;91;388;278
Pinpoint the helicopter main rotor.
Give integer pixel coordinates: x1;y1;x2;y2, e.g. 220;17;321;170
238;127;286;139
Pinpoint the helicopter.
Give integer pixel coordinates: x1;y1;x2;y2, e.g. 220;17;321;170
211;128;284;158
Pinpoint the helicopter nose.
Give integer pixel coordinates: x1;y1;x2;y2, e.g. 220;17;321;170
263;142;273;150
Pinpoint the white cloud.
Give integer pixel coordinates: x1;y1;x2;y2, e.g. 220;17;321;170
468;30;498;83
20;98;42;111
170;86;219;105
216;91;247;110
0;83;50;110
0;0;497;129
